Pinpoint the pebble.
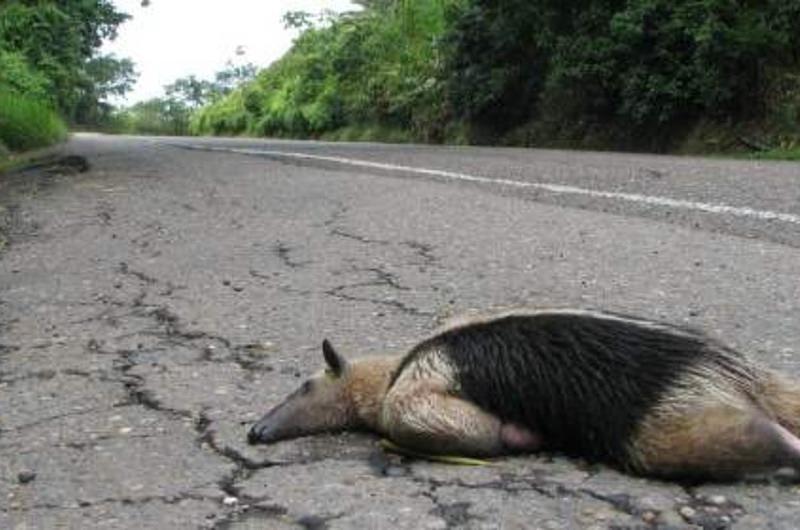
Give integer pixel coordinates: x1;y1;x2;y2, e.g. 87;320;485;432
679;506;696;519
384;466;406;478
708;495;727;506
17;470;36;484
223;496;239;506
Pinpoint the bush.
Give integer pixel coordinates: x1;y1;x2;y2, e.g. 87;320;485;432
192;0;800;151
0;88;67;151
0;50;52;103
444;0;800;148
115;97;191;136
191;1;454;141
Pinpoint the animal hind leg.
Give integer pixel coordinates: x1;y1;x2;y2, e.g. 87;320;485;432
758;370;800;437
380;381;541;457
631;403;800;479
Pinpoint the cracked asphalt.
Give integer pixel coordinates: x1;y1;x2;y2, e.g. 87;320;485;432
1;134;799;529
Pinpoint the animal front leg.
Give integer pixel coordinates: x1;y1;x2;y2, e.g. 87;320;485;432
380;383;542;457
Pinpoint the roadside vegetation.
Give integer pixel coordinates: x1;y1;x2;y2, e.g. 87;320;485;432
0;91;67;152
5;0;793;158
104;62;258;136
188;0;800;155
0;1;133;162
748;147;800;161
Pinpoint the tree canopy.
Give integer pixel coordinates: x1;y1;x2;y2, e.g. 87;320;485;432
0;0;135;123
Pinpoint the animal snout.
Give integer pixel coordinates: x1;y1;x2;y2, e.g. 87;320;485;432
247;424;262;445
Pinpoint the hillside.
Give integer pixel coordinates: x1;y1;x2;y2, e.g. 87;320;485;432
191;0;800;155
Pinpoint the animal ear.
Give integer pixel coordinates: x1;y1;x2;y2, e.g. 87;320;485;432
322;339;349;377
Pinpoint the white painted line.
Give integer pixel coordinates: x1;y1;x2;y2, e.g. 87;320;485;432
184;144;800;226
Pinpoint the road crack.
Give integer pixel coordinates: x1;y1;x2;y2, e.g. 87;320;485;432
402;240;439;269
325;286;432;317
273;241;311;269
329;227;391;246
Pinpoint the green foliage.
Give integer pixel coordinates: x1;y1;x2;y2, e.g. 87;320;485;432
441;0;545;131
165;63;256;110
189;89;248;135
105;62;258;137
194;0;800;150
0;0;132;123
111;97;192;136
214;62;258;95
0;89;67;151
0;49;51;102
166;76;217;108
192;1;458;141
444;0;800;148
73;54;137;125
747;146;800;161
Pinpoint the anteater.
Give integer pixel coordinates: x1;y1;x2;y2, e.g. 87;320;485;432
248;309;800;479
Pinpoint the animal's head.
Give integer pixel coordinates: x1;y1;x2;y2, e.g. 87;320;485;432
248;340;358;445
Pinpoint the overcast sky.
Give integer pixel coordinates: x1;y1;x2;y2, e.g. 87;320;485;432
102;0;356;104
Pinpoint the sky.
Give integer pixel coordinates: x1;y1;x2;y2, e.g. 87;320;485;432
102;0;356;104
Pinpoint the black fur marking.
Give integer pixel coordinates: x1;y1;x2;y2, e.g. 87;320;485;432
322;339;346;376
392;312;755;465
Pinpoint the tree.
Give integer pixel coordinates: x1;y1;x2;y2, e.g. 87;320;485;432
121;97;191;135
74;54;138;124
165;63;257;108
165;75;214;108
214;62;257;95
0;0;133;122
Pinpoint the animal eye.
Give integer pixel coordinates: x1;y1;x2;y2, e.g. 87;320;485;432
301;380;313;394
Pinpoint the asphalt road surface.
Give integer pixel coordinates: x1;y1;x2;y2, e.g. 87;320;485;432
1;133;799;529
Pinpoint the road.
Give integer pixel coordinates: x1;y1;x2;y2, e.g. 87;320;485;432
1;133;799;529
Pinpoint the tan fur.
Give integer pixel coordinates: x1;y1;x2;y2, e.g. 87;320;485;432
381;379;506;455
758;370;800;437
435;307;686;337
627;370;798;478
343;355;402;430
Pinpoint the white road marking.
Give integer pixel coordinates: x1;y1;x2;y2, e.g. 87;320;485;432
182;144;800;226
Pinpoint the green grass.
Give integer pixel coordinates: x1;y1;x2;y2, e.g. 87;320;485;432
0;146;49;174
319;124;415;143
0;90;67;152
748;147;800;161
